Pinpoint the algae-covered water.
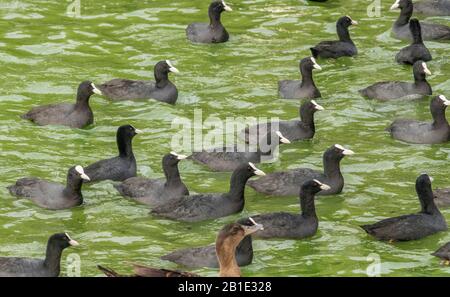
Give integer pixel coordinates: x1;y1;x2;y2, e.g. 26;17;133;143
0;0;449;276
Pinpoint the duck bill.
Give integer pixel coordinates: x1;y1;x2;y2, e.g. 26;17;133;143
242;223;264;236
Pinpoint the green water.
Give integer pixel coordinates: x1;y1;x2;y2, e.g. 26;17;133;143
0;0;449;277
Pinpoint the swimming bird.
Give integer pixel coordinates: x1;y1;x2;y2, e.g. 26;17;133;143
241;100;324;145
97;220;264;277
247;144;354;197
21;81;102;128
7;166;90;210
150;163;266;222
161;218;256;268
359;60;432;100
186;0;232;43
84;125;141;183
242;179;330;239
114;152;189;207
395;18;432;64
361;174;448;241
0;233;79;277
433;188;450;208
414;0;450;16
278;57;322;99
98;60;179;104
387;95;450;144
188;131;291;172
390;0;450;41
310;16;358;59
432;242;450;265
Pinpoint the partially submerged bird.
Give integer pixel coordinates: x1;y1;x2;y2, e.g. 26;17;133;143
432;242;450;265
114;152;189;207
310;16;358;59
278;57;322;99
390;0;450;41
98;220;264;277
361;174;448;242
247;144;354;197
161;218;256;268
186;0;232;43
241;100;324;145
7;166;90;210
0;233;79;277
98;60;180;104
433;188;450;208
242;179;330;239
359;60;432;100
414;0;450;16
188;131;291;172
150;163;266;222
395;18;432;65
21;81;102;128
84;125;141;183
387;95;450;144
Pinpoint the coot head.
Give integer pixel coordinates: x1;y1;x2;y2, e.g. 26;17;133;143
216;219;263;250
48;233;79;250
209;0;232;15
154;60;179;77
300;57;322;73
301;179;331;195
117;125;142;140
390;0;411;10
245;162;266;178
324;144;355;162
337;16;358;28
77;81;102;101
431;95;450;112
163;152;188;167
413;60;431;80
68;165;91;182
301;99;325;115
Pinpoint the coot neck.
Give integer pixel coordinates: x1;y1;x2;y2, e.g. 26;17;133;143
217;242;241;277
413;72;428;85
300;67;316;88
337;24;352;43
75;92;92;110
300;190;317;218
43;242;63;276
155;70;170;88
323;155;342;179
417;184;440;215
64;175;83;198
117;135;134;159
395;5;412;26
411;25;423;44
235;235;253;259
164;163;182;187
209;9;223;28
300;107;316;129
431;106;449;128
228;171;250;202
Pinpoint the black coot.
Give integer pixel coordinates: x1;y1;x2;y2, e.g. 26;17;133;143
7;166;90;210
390;0;450;41
395;19;432;64
278;57;322;99
0;233;78;277
84;125;141;183
188;131;291;172
432;242;450;264
150;163;266;222
359;60;432;100
361;174;448;241
388;95;450;143
22;81;102;128
310;16;358;59
160;218;256;268
186;0;232;43
433;188;450;208
241;100;324;144
247;144;354;197
242;179;330;239
414;0;450;16
99;60;179;104
114;152;189;207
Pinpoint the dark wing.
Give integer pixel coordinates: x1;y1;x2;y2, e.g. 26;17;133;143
99;79;155;100
161;245;218;268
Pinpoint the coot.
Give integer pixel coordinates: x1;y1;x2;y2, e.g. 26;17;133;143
414;0;450;16
22;81;102;128
278;57;322;99
361;174;448;241
395;18;432;64
247;144;354;197
99;60;179;104
432;242;450;264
